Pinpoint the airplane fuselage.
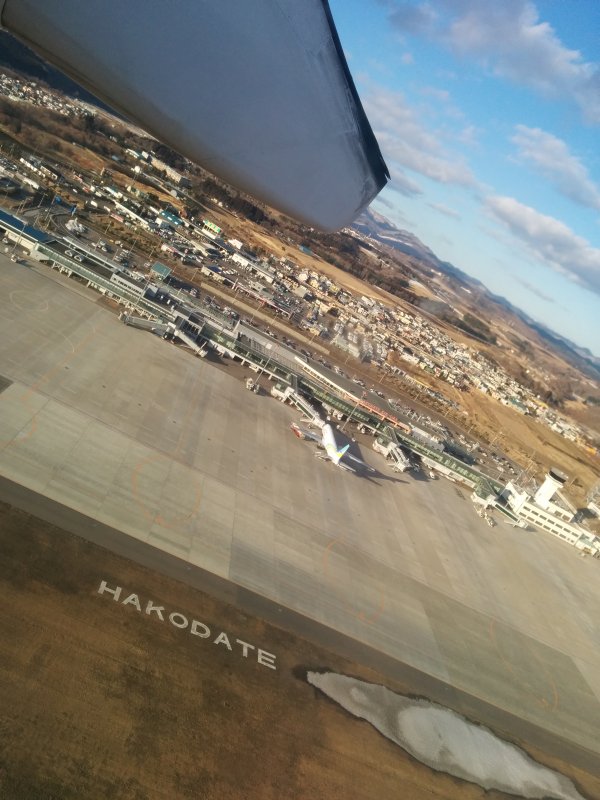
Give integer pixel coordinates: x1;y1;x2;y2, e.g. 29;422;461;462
322;424;349;465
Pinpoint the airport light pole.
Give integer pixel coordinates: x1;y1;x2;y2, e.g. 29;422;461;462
517;460;535;489
10;194;31;257
256;342;273;382
248;297;266;327
43;201;57;228
10;224;25;259
126;235;140;262
147;243;160;262
340;394;363;432
132;272;153;314
489;432;504;449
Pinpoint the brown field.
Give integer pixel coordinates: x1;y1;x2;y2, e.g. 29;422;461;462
457;389;599;501
2;499;599;800
564;399;600;439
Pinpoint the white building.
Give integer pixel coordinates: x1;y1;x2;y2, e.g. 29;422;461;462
230;251;256;269
534;469;568;512
500;480;600;556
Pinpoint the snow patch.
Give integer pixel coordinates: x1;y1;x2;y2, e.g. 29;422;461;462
307;671;584;800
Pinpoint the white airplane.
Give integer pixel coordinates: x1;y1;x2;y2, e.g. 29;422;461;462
290;421;373;473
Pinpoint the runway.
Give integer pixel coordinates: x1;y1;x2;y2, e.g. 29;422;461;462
1;255;599;771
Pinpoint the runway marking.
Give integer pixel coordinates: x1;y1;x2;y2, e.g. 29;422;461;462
56;331;76;354
36;327;77;355
9;290;49;314
489;618;559;712
322;535;386;625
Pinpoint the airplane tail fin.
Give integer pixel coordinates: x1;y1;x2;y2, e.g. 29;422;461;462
336;444;350;460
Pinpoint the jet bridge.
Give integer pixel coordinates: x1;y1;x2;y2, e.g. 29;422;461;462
173;328;208;357
119;314;169;336
286;391;323;426
173;317;208;357
374;431;412;472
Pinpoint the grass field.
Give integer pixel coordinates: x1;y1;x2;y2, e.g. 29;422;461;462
1;499;599;800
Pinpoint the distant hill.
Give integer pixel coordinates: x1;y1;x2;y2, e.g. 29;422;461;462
491;295;600;377
353;207;600;379
353;207;441;268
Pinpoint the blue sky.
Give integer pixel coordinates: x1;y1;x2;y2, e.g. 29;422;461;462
330;0;600;356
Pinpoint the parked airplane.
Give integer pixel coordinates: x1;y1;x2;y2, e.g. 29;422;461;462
290;421;372;473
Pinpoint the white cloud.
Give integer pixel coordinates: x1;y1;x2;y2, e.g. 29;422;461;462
388;165;423;196
428;201;461;219
511;125;600;211
363;82;477;187
486;195;600;294
419;85;450;102
386;0;600;123
373;194;412;226
456;124;479;146
373;193;396;211
389;2;438;36
513;275;556;304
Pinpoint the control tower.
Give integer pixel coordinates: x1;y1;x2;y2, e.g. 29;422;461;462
534;468;568;509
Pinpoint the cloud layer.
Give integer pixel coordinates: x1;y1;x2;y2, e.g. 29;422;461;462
511;126;600;211
428;201;461;219
387;0;600;123
486;195;600;294
363;83;476;190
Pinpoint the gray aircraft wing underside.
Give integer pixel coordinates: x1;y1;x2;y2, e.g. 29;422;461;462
0;0;389;231
343;450;374;470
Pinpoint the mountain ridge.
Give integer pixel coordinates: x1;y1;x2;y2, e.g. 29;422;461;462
352;207;600;376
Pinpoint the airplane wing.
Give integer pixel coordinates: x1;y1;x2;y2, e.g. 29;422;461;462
290;422;321;443
341;451;376;472
0;0;389;231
